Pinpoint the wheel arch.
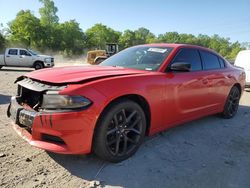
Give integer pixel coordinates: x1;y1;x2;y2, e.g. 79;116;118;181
233;83;242;95
94;56;107;64
33;60;44;67
93;94;151;149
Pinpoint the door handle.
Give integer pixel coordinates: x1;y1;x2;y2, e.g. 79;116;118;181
19;56;23;58
6;55;10;57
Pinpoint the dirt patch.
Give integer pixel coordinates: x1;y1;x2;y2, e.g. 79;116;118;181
0;67;250;188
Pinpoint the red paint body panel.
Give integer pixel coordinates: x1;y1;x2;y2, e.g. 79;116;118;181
11;44;246;154
26;65;146;84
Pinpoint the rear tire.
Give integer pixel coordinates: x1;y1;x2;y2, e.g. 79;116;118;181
93;100;146;163
221;86;240;119
34;62;44;70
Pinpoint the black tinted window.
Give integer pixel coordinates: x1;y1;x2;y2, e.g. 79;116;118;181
20;50;31;56
200;50;221;70
8;49;18;55
172;48;202;71
218;57;225;68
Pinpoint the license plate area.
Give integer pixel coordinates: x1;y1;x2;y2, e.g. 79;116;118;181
9;97;37;128
19;109;37;128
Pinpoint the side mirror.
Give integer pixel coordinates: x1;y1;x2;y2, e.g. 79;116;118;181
170;62;191;72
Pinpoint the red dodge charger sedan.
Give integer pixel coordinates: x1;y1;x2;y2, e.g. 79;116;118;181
8;44;245;162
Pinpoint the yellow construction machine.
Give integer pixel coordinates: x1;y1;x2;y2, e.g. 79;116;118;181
87;43;118;65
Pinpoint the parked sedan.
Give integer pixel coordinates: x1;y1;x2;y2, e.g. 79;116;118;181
7;44;245;162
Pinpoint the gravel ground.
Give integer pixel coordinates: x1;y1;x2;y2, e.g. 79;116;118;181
0;66;250;188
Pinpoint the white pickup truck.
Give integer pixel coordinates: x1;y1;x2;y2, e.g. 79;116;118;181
0;48;54;70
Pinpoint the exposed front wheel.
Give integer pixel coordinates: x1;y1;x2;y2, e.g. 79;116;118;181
94;58;106;65
94;100;146;163
222;86;240;119
34;62;44;70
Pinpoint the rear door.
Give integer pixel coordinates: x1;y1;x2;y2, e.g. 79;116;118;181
5;49;19;66
199;50;228;108
163;48;212;125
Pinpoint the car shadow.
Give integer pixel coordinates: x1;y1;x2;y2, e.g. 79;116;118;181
0;94;11;105
48;105;250;188
0;68;33;72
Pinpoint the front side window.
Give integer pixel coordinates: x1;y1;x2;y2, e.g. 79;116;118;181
28;49;38;55
20;50;31;56
172;48;202;71
100;46;173;71
200;50;221;70
8;49;18;55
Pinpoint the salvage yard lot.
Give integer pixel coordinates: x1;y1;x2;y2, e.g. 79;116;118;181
1;67;250;188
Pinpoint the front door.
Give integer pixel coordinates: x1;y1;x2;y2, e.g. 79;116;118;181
163;48;212;126
19;49;33;67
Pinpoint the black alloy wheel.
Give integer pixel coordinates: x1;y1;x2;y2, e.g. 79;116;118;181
222;86;240;119
94;100;146;162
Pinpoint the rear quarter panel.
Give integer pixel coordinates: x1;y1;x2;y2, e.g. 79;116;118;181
227;63;246;93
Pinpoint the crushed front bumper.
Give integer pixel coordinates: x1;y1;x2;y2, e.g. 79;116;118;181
7;96;96;154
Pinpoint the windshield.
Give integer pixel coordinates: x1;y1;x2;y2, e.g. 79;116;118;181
100;46;173;71
28;49;38;55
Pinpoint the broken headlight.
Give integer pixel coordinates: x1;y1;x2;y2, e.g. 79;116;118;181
41;94;92;110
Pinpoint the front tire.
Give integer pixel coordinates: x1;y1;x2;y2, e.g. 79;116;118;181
94;58;106;65
34;62;44;70
94;100;146;163
222;86;240;119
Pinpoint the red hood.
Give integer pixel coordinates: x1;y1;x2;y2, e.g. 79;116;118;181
25;66;146;84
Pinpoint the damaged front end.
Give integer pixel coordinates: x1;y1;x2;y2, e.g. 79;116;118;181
7;77;67;133
7;76;96;154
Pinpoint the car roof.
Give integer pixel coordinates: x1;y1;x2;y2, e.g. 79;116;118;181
142;43;212;50
142;43;203;48
139;43;218;55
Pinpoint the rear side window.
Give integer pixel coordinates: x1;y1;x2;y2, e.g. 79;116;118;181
8;49;18;55
218;57;225;68
200;50;221;70
172;48;202;71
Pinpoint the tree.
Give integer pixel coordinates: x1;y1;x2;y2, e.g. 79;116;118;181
134;27;156;44
38;0;60;51
8;10;42;47
241;42;250;50
158;32;181;43
119;30;136;49
39;0;59;26
0;33;5;50
0;24;6;50
227;42;242;60
58;20;85;56
86;23;121;49
119;28;156;49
